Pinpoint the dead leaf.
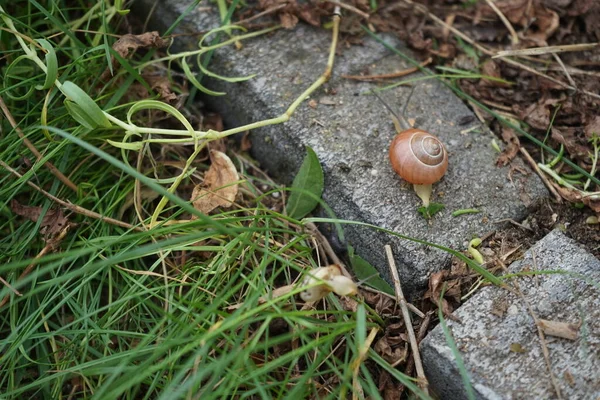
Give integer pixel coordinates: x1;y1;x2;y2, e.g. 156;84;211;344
551;184;600;212
144;74;178;104
497;126;521;166
280;12;299;29
203;113;224;133
240;132;252;152
374;336;407;365
10;199;69;239
510;342;527;353
319;96;336;105
191;150;239;214
551;127;591;163
519;102;550;130
480;59;507;87
101;32;169;81
584;116;600;139
360;290;396;315
537;318;579;340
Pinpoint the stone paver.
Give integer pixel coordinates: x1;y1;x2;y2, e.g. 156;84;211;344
421;230;600;399
134;1;547;298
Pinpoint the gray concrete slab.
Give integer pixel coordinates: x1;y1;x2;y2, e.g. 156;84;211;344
133;1;547;297
421;230;600;399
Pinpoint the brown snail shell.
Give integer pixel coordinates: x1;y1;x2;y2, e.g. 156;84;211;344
389;128;448;185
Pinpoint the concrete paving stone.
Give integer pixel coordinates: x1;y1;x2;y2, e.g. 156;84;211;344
421;230;600;399
134;1;547;297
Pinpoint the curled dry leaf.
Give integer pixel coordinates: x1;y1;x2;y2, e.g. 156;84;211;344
101;31;169;80
551;127;592;163
144;74;178;104
191;150;239;215
584;116;600;139
497;126;521;166
10;199;69;239
424;270;461;317
519;102;550;131
537;318;579;340
552;185;600;212
374;336;408;365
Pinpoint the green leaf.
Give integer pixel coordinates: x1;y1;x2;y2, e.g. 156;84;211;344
181;57;226;96
106;139;144;151
197;55;256;83
3;55;36;100
35;39;57;90
61;81;111;128
286;147;323;219
348;246;394;295
64;100;97;129
417;202;444;219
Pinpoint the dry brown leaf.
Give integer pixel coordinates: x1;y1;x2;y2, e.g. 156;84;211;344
144;74;178;104
240;132;252;152
374;336;407;365
551;127;591;163
497;126;521;166
203;113;224;133
10;199;69;239
520;102;550;130
280;12;299;29
191;150;239;214
584;116;600;139
537;318;579;340
101;32;169;81
552;184;600;212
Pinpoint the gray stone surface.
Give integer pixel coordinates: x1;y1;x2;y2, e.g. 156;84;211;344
421;230;600;399
134;1;547;297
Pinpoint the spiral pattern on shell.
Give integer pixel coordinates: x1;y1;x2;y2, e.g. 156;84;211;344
389;128;448;185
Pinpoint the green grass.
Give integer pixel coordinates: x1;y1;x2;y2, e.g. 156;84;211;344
0;2;428;398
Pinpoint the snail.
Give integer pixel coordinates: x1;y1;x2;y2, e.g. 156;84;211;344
300;264;358;302
374;91;448;207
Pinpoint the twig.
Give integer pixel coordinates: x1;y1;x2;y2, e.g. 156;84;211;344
398;311;432;397
0;276;22;297
519;147;562;203
342;58;432;81
484;0;519;45
305;222;352;278
0;161;141;231
324;0;370;20
0;96;79;192
234;3;288;26
552;53;577;89
384;245;429;395
493;43;599;58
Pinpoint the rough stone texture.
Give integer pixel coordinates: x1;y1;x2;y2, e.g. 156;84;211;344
421;230;600;399
133;1;547;297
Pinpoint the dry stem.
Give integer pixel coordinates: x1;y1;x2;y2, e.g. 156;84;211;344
519;147;562;203
0;96;78;192
0;160;140;231
384;245;429;395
